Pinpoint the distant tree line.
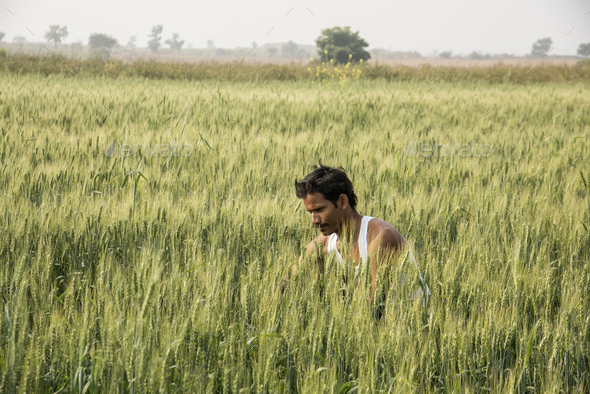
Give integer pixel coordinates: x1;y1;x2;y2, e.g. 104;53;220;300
530;37;590;58
3;26;590;60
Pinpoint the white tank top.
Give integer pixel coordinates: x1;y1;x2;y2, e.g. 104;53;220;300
327;215;374;277
326;216;431;305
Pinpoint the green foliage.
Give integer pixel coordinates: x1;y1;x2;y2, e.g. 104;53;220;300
148;25;163;53
468;51;491;60
0;32;5;42
126;36;137;49
281;41;297;57
309;57;363;91
531;37;553;57
578;43;590;57
88;34;118;60
88;33;118;49
281;41;305;58
89;47;110;61
165;33;185;53
0;71;589;392
12;36;26;46
44;25;68;47
316;26;371;64
439;51;452;59
4;53;590;84
215;48;230;56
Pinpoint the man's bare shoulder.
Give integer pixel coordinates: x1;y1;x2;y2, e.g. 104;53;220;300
367;217;408;251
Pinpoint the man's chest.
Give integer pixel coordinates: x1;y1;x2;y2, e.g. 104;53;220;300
329;237;362;263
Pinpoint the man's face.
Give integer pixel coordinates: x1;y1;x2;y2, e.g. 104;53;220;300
302;192;343;236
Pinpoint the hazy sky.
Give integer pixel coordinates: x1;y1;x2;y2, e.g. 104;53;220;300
1;0;589;55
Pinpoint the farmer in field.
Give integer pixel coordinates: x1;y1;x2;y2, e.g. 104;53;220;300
281;160;429;309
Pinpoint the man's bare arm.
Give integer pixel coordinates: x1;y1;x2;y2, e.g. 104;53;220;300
281;236;324;294
368;228;409;304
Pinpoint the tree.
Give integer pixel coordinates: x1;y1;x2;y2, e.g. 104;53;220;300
126;36;137;49
148;25;163;53
578;43;590;57
215;48;229;56
468;51;490;60
316;26;370;64
13;36;27;47
439;51;452;59
267;47;277;57
252;41;258;49
531;37;552;57
44;25;68;47
165;33;185;53
207;40;215;49
88;33;118;49
88;33;118;60
281;41;302;58
0;32;5;42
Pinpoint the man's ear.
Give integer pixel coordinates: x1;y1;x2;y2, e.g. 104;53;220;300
338;194;349;209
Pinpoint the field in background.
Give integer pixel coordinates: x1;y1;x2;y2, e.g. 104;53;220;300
0;71;589;392
0;42;584;67
2;52;590;84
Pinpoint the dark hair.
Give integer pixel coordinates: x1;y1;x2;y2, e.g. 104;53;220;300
295;159;358;210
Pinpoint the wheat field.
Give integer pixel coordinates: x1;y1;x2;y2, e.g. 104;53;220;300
1;71;589;393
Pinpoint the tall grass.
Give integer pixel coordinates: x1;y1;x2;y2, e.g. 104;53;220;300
0;73;589;392
2;52;590;83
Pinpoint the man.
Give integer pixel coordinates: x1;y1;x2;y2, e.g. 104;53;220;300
282;160;426;307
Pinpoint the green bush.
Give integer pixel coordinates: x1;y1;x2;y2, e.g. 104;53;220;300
316;26;371;64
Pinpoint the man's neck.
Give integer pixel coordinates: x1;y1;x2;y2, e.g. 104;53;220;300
336;210;363;243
